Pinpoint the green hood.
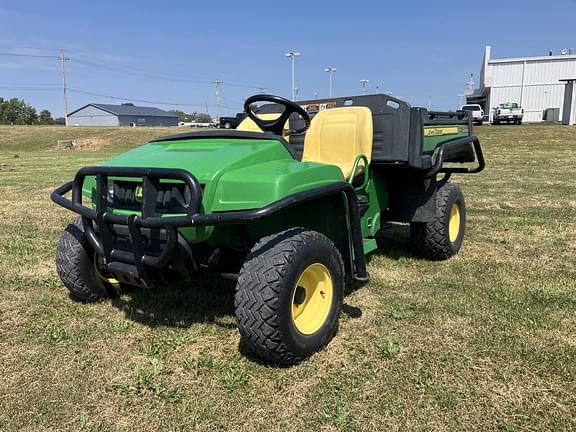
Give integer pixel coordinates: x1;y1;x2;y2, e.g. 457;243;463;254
105;137;294;183
95;134;342;216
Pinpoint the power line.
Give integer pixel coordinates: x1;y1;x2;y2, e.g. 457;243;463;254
0;82;241;111
0;52;58;59
70;55;266;89
0;50;269;91
68;87;206;106
70;56;213;84
220;95;245;105
1;46;253;114
0;43;58;51
67;86;238;110
0;82;60;87
0;86;60;91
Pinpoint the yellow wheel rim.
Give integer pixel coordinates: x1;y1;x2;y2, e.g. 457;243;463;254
291;263;334;335
448;203;461;243
93;256;119;285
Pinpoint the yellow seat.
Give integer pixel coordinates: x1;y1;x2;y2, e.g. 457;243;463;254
302;107;373;179
237;113;284;133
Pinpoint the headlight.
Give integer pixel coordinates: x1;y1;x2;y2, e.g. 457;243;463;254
107;182;115;204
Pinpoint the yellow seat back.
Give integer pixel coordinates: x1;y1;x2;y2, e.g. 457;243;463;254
302;107;373;179
237;113;283;133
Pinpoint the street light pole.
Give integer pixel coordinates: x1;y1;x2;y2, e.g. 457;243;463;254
360;79;369;95
324;67;336;97
286;52;301;101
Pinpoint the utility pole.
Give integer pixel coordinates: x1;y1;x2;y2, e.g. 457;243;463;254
467;73;474;92
458;94;465;106
360;79;369;95
285;52;301;101
58;51;70;126
214;80;223;122
324;67;336;97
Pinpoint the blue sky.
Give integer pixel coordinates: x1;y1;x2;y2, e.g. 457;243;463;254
1;0;575;117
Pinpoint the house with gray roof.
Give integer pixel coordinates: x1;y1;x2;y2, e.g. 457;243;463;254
67;103;179;127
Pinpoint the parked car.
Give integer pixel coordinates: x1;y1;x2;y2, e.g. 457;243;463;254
459;104;485;125
219;113;246;129
492;102;524;125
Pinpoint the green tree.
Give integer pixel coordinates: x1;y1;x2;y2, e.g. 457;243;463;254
191;112;212;123
0;98;38;125
169;110;212;123
38;109;54;125
169;110;188;122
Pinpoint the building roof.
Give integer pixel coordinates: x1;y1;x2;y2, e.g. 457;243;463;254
482;45;576;65
489;54;576;64
69;103;178;118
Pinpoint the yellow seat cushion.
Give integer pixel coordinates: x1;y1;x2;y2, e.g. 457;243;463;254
302;107;373;179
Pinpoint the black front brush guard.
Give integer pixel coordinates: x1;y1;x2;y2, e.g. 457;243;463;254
51;166;369;282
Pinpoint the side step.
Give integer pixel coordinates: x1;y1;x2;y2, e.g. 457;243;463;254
363;238;378;254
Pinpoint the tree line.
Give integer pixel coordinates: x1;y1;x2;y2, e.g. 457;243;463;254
0;97;62;125
168;110;212;123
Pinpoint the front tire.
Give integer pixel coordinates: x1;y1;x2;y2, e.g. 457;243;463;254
410;182;466;260
235;228;344;365
55;217;119;302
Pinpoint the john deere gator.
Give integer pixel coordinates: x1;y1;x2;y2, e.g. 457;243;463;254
52;94;484;364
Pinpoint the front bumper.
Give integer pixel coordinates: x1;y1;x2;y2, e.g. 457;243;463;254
51;166;369;284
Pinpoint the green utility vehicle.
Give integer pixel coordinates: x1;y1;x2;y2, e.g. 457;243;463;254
52;94;484;364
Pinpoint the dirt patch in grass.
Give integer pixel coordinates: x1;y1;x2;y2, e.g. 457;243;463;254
0;163;16;171
72;136;109;151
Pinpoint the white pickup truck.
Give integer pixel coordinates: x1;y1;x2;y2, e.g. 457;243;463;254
460;104;485;125
492;102;524;125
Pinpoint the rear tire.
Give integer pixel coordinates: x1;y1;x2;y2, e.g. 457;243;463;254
410;182;466;260
55;217;120;302
235;228;344;365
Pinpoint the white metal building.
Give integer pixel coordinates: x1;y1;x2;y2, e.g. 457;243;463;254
467;46;576;122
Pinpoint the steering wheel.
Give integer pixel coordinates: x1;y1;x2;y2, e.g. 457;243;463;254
244;94;311;136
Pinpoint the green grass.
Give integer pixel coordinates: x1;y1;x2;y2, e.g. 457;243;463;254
0;124;575;431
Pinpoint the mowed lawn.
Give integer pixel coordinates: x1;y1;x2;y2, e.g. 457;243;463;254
0;124;574;431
